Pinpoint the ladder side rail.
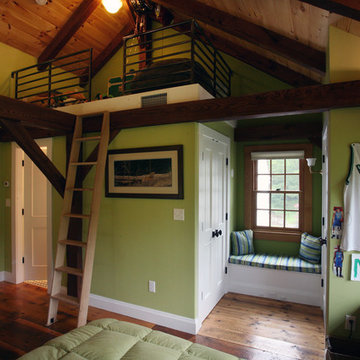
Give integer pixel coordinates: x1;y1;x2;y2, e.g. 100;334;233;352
77;112;110;327
47;116;83;326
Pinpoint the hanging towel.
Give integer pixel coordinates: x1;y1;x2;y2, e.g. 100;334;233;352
342;143;360;251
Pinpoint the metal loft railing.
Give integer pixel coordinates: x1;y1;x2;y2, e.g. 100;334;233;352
122;20;232;98
12;49;92;108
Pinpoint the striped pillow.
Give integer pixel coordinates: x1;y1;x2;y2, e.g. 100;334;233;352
299;232;321;264
230;230;254;256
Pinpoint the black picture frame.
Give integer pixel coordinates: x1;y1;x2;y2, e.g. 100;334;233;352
105;145;184;199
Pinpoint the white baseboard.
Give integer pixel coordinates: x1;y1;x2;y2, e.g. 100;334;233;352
2;271;14;283
226;263;322;307
89;293;200;334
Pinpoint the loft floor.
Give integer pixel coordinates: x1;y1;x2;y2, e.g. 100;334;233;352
0;282;324;360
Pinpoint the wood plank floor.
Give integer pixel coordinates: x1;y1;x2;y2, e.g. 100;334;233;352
0;282;325;359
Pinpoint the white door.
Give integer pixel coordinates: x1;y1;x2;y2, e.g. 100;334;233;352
198;124;229;324
321;115;329;326
23;141;49;280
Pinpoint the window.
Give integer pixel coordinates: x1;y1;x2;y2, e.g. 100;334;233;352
244;144;313;242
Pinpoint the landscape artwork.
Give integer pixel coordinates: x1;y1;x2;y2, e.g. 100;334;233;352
106;145;183;199
114;158;172;188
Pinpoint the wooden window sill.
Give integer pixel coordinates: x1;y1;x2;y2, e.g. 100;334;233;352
253;229;301;242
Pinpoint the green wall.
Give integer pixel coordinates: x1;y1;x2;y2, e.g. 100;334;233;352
0;43;38;272
327;26;360;339
81;123;197;317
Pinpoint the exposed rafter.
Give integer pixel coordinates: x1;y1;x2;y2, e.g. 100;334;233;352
204;30;318;87
89;80;360;130
300;0;360;22
234;122;322;142
38;0;102;66
0;95;75;131
160;14;318;87
151;0;326;74
0;118;65;197
2;80;360;142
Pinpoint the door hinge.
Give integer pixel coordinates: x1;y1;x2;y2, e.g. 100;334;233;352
225;266;228;274
201;152;204;161
321;278;324;288
225;213;228;221
22;160;24;167
22;257;24;264
226;158;229;166
322;155;325;163
22;208;24;215
322;217;325;226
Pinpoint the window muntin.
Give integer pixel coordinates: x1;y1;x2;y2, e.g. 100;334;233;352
244;143;312;242
255;158;300;230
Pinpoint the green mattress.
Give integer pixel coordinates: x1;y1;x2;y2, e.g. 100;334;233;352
19;318;241;360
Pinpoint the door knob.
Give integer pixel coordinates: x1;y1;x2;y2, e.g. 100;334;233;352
218;229;222;236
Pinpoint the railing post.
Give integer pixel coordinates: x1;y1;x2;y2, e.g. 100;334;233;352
48;62;52;107
123;37;127;93
14;72;19;100
190;20;195;84
213;51;217;97
88;48;92;101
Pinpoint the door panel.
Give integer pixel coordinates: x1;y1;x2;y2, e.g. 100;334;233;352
198;126;229;323
24;144;48;280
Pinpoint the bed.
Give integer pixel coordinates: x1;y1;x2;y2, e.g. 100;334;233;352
19;318;241;360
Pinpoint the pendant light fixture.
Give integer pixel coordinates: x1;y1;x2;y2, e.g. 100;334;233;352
102;0;123;14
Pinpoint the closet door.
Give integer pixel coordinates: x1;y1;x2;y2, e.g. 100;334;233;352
198;124;229;324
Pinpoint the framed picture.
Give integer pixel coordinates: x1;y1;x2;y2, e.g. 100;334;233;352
105;145;184;199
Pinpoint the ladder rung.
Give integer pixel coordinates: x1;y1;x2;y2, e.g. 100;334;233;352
70;161;97;166
55;266;83;277
63;213;90;219
66;187;94;192
75;136;101;142
58;239;87;248
51;292;80;306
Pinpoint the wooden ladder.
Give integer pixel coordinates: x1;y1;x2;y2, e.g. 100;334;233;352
47;112;110;327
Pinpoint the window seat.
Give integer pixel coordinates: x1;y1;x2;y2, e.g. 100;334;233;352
228;253;321;274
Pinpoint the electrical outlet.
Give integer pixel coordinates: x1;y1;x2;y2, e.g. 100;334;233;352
345;315;356;330
149;280;156;293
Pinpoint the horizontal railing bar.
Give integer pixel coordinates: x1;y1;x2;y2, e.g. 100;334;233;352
126;39;192;58
125;30;192;50
125;50;191;67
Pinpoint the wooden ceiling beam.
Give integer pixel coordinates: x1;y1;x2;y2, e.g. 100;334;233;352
0;95;75;131
91;22;133;78
0;118;65;197
0;127;65;142
204;31;319;87
234;122;322;142
78;80;360;132
2;80;360;141
156;13;318;87
151;0;325;74
300;0;360;22
38;0;102;65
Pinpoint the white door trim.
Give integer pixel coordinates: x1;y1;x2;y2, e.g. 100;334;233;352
197;124;230;325
11;139;53;287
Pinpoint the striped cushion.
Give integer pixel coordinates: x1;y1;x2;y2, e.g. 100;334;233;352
230;230;254;255
299;232;321;264
228;253;321;274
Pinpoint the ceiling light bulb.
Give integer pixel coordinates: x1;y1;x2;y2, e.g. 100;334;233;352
102;0;123;14
35;0;47;5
